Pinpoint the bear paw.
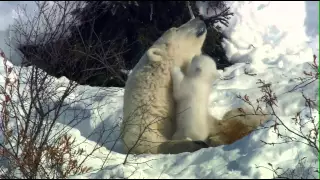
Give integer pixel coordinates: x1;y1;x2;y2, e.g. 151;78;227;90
193;140;209;148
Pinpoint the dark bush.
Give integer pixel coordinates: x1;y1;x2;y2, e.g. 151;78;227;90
18;1;234;87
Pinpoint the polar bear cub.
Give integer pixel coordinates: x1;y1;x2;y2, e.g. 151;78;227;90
172;54;219;141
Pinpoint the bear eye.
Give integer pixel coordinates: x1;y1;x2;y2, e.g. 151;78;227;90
171;28;178;32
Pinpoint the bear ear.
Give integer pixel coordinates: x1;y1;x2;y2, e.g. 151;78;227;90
147;47;165;62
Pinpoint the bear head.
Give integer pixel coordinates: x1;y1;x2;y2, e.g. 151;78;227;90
147;18;207;71
187;54;219;81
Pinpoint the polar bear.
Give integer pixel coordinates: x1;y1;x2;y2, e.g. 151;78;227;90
121;18;270;155
172;55;219;142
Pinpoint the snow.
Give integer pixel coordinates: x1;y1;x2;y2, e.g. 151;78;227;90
219;2;317;72
0;1;319;179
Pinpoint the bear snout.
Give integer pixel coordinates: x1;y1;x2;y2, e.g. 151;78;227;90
181;18;207;38
196;21;207;37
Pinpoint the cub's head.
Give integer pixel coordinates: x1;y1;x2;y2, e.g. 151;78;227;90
186;54;219;81
147;18;207;70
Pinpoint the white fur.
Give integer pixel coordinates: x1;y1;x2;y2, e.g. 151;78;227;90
172;55;219;141
121;18;208;154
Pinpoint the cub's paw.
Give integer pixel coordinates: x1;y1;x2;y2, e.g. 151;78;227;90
171;66;182;74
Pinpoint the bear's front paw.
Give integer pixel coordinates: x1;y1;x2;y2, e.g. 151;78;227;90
193;140;209;148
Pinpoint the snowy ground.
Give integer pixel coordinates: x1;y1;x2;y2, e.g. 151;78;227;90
0;1;319;179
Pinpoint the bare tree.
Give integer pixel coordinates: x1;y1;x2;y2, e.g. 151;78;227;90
0;1;130;178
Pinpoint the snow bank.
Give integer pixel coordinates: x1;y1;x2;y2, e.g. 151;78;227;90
0;1;318;179
211;2;317;73
66;60;318;179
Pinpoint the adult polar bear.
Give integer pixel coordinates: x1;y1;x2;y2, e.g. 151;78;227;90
122;18;269;154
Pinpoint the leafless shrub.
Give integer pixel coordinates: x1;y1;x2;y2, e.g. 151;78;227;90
236;55;319;179
15;1;129;87
0;1;131;179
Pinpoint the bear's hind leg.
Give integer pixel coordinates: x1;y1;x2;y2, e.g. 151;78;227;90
207;108;271;147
